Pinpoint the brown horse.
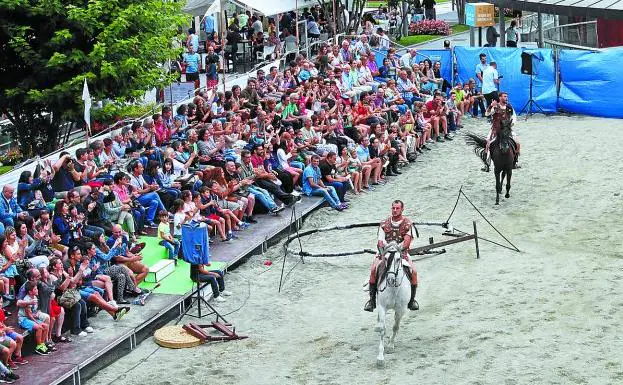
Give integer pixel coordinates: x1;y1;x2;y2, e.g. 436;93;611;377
465;129;515;205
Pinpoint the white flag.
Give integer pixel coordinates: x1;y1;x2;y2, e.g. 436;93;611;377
82;78;92;133
205;0;220;17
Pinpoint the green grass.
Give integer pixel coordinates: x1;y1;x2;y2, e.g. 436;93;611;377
451;24;470;34
398;35;440;46
0;166;12;176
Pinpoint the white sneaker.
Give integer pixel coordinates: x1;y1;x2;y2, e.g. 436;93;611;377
291;190;301;197
78;331;88;337
213;296;226;303
108;300;117;307
220;290;233;297
84;327;94;333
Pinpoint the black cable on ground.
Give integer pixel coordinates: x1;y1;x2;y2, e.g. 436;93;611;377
445;185;463;225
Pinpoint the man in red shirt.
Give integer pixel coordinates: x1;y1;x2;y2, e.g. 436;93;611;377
424;94;452;143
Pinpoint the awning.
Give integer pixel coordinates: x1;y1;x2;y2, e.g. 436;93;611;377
490;0;623;19
183;0;214;16
232;0;324;16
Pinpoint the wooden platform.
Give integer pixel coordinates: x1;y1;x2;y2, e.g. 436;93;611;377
16;197;324;385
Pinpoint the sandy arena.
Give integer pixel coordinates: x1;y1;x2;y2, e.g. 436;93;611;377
87;114;623;385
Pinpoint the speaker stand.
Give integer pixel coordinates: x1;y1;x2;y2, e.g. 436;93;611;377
519;73;545;120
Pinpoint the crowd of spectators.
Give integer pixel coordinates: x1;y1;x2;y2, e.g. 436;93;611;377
0;28;501;381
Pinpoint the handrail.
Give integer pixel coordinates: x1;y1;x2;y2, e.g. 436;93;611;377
542;20;596;33
543;39;602;52
542;20;598;50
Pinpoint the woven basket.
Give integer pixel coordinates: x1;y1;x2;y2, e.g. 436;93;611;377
154;325;202;349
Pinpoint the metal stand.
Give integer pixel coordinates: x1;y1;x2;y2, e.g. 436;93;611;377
177;270;228;324
519;72;545;119
278;202;304;292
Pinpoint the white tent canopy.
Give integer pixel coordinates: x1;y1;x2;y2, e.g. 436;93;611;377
231;0;320;16
184;0;324;18
183;0;214;16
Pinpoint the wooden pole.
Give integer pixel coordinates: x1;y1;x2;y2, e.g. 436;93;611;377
473;220;480;259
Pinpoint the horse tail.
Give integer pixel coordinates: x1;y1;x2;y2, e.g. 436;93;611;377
464;132;488;166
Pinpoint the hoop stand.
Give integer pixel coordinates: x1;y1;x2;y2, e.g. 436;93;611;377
278;201;304;292
519;72;545;120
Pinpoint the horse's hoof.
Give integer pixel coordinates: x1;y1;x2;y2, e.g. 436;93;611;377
505;193;510;198
495;201;500;205
386;345;394;354
376;359;385;368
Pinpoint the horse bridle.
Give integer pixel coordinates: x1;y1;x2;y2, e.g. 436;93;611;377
378;250;406;292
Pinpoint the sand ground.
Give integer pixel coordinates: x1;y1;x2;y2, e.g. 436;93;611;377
87;114;623;385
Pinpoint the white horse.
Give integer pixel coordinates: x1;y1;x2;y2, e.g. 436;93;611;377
375;241;411;367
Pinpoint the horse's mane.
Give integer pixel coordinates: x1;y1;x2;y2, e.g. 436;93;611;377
464;132;488;166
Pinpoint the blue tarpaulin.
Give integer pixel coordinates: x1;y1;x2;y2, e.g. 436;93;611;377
558;48;623;118
454;47;557;114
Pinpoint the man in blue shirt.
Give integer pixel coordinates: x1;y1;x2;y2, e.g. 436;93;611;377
183;46;201;89
203;14;216;41
474;53;489;91
396;70;422;106
186;28;199;52
0;185;30;235
355;137;382;188
302;155;345;211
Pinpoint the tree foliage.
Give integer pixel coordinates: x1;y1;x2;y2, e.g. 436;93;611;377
0;0;187;156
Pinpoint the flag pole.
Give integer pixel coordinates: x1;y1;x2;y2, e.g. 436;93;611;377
220;0;227;95
295;0;299;55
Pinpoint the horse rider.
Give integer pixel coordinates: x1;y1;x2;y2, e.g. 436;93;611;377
482;91;520;172
364;200;419;312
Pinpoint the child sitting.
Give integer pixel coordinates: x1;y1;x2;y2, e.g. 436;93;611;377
0;308;27;366
18;282;50;355
157;210;180;265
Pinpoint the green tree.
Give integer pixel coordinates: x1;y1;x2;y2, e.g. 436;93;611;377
0;0;187;157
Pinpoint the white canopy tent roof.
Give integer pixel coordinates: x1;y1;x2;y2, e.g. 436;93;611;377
231;0;321;16
183;0;214;16
184;0;324;17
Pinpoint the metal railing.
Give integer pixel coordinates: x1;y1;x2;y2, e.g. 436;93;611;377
542;20;599;50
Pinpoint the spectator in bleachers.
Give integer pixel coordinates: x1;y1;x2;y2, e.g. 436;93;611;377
157;210;179;264
18;282;50;355
127;160;166;228
0;185;30;236
89;238;140;304
47;257;92;337
107;225;149;290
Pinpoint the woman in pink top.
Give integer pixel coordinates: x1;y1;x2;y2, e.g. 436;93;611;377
153;113;170;146
112;173;146;235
